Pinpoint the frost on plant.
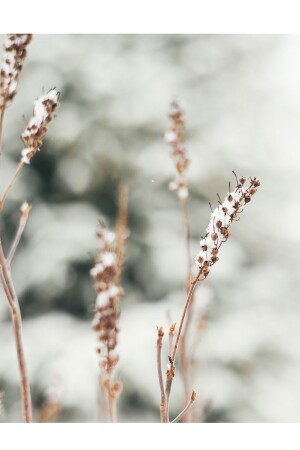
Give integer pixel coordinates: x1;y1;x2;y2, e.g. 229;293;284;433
0;34;32;109
165;100;189;200
91;223;124;422
21;88;60;164
195;176;260;277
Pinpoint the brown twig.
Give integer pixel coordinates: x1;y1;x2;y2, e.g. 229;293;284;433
178;195;194;421
171;389;197;423
156;326;167;422
0;110;4;164
115;183;128;288
180;197;192;290
168;322;176;357
0;37;59;424
163;269;202;422
7;202;31;266
0;161;24;211
0;240;32;422
172;270;202;366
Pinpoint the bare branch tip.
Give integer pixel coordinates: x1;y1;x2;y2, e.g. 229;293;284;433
191;389;197;402
157;326;164;337
169;322;176;337
20;201;32;216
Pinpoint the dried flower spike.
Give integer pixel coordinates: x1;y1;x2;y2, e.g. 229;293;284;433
91;222;123;422
0;34;32;110
195;177;260;275
165;100;189;200
160;175;260;423
0;88;60;210
21;88;60;164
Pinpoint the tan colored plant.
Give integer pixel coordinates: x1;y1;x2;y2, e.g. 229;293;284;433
0;34;59;422
165;100;193;421
91;185;128;422
157;166;260;422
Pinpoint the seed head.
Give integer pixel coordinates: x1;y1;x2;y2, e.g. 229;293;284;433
21;88;60;164
195;177;260;273
0;34;32;110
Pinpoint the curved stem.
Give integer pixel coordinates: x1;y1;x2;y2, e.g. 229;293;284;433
172;390;196;423
0;109;5;165
0;241;32;422
156;327;167;422
108;388;117;423
7;203;31;266
171;269;202;364
164;269;202;422
0;161;24;211
178;196;194;421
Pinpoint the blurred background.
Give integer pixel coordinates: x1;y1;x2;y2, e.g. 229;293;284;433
0;34;299;422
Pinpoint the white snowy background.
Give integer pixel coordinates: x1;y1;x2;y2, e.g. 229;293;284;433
0;34;299;422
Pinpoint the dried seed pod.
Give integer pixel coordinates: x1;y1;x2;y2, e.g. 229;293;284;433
165;100;189;200
0;34;32;110
195;177;260;272
21;88;60;164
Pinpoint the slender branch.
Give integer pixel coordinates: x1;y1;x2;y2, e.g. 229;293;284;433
156;326;167;422
178;196;194;421
0;240;32;422
172;268;202;364
168;323;176;357
108;386;117;423
180;197;192;290
0;109;5;165
115;183;128;288
7;202;31;266
163;269;202;421
179;333;190;421
165;365;174;423
0;161;24;211
0;267;15;310
172;390;197;423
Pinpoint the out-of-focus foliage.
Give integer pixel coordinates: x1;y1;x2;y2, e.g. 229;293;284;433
0;34;300;422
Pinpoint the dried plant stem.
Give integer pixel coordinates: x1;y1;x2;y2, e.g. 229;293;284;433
7;204;31;266
0;241;32;422
0;161;24;211
115;183;128;288
178;195;194;421
159;176;260;423
168;323;176;357
108;389;117;423
0;110;4;164
180;197;192;290
171;390;197;423
163;268;202;422
172;269;201;364
179;334;190;421
156;327;167;422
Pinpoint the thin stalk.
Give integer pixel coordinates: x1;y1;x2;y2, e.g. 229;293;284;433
7;203;31;266
179;197;192;290
172;390;197;423
0;161;24;211
0;240;32;422
108;387;117;423
172;269;201;364
178;196;193;421
168;323;176;358
164;268;202;421
156;327;166;422
0;109;5;165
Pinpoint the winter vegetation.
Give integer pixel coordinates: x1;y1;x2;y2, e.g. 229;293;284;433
0;33;299;423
